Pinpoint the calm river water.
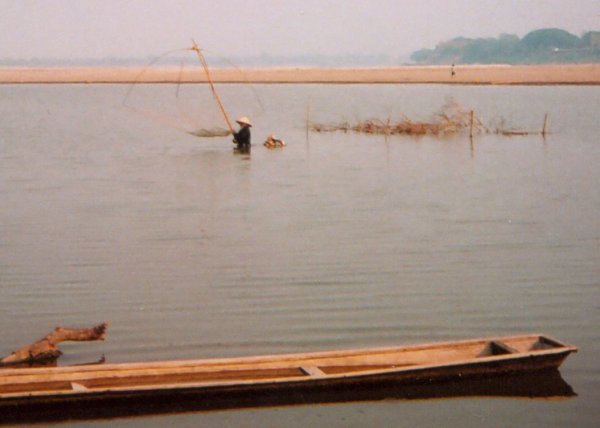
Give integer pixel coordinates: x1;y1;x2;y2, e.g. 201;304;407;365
1;83;599;427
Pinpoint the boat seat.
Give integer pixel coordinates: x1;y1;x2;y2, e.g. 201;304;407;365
530;336;561;351
70;382;89;391
477;341;519;357
300;366;326;378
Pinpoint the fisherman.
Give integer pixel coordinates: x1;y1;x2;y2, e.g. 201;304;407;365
233;116;252;152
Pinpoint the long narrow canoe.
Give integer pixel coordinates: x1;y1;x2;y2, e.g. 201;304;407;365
0;334;576;423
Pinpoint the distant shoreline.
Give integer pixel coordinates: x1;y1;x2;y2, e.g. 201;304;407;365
1;64;599;85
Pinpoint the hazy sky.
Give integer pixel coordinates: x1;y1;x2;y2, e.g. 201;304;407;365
1;0;598;59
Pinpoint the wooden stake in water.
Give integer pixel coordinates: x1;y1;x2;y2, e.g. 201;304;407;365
306;98;311;141
469;110;475;138
542;113;549;138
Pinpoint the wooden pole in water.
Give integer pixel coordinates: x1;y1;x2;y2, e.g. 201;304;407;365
306;97;311;140
469;110;475;138
542;113;549;138
191;40;235;135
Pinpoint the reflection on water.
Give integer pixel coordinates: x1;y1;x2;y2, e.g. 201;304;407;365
0;84;599;427
0;370;575;426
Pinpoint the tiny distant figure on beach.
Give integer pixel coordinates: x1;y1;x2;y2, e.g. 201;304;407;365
451;63;456;78
233;116;252;153
264;134;286;149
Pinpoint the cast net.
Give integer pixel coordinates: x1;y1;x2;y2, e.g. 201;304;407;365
123;45;262;138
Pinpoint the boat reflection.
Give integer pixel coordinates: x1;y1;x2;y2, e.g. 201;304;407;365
0;370;575;425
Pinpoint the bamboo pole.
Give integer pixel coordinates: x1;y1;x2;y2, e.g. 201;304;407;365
191;40;235;135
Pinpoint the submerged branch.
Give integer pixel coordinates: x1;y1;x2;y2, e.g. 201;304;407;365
0;323;108;366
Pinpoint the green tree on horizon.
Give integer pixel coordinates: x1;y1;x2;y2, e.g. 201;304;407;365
410;28;600;65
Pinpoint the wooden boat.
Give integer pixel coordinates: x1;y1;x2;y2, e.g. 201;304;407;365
0;334;576;423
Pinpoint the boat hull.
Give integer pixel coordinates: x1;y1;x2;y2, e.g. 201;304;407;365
0;334;577;424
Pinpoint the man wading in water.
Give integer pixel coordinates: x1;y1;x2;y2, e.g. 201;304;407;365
232;116;252;153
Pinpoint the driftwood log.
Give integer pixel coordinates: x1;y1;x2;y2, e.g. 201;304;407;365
0;322;108;366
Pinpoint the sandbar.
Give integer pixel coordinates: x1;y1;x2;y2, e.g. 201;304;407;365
0;64;599;85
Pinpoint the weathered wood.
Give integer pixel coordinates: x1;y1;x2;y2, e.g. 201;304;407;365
300;365;326;377
542;113;549;137
0;323;108;366
0;333;577;425
0;332;578;426
0;334;576;398
469;110;475;138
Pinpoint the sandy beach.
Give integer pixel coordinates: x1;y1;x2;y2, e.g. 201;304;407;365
1;64;599;85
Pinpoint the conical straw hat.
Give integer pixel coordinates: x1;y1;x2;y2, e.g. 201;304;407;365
236;116;252;127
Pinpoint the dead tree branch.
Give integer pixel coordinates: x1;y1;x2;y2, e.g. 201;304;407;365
0;322;108;366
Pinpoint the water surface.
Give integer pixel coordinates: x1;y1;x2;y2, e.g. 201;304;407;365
0;83;599;427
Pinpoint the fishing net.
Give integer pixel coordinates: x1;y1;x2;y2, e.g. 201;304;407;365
122;46;262;139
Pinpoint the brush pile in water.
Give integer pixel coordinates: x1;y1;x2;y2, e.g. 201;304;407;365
311;100;478;136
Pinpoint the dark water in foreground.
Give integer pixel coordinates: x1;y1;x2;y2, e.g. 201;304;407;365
0;84;599;427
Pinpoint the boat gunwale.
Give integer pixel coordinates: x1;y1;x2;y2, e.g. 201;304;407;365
0;333;575;377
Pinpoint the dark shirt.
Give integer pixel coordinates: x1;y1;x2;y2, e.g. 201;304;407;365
233;126;251;147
